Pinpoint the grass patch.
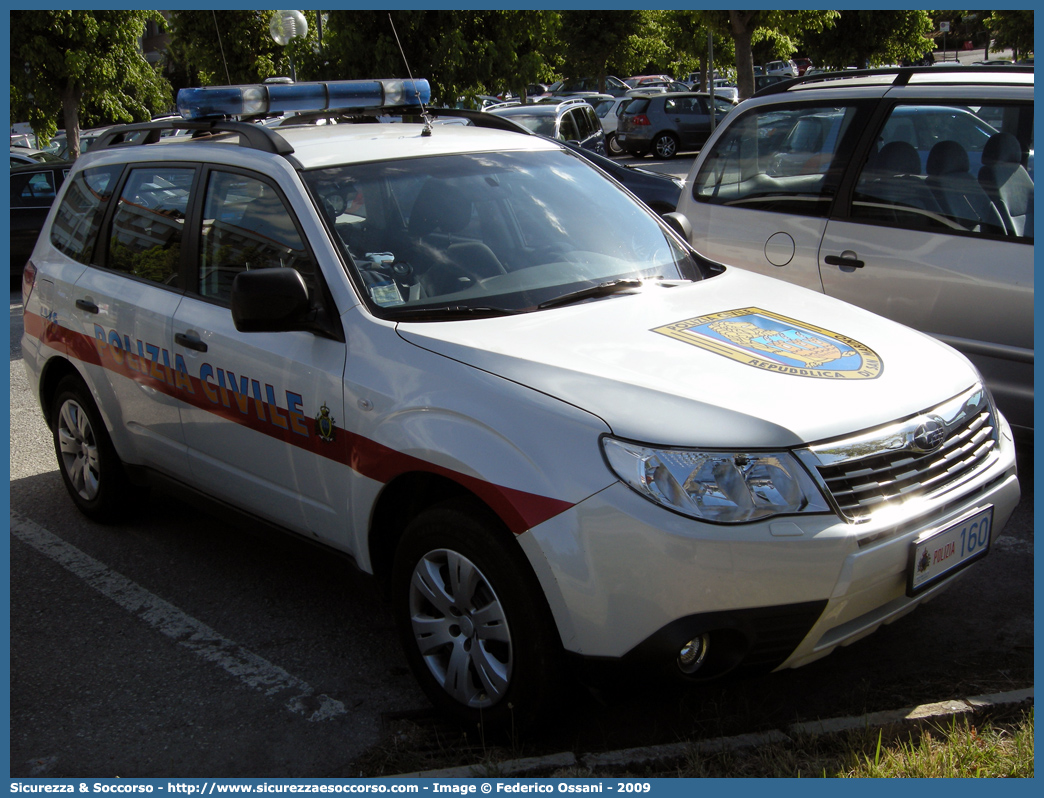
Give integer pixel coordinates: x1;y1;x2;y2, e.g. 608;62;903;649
353;706;1034;778
666;707;1034;778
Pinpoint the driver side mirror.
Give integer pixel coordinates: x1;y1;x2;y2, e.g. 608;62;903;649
231;268;311;333
662;211;693;242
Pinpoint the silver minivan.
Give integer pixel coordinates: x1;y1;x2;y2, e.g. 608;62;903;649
675;67;1034;437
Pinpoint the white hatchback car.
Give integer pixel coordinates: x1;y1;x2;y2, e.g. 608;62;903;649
765;60;799;77
676;66;1034;438
22;78;1019;729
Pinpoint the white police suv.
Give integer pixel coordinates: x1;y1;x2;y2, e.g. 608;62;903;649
22;78;1020;728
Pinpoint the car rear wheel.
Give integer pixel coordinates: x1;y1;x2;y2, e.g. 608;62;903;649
392;499;562;730
51;375;131;522
606;132;624;156
652;132;679;159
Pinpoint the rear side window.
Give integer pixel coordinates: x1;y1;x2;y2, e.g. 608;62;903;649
559;111;581;142
625;99;649;114
11;171;57;206
852;102;1033;240
575;107;598;138
692;104;861;217
107;166;195;285
49;164;122;264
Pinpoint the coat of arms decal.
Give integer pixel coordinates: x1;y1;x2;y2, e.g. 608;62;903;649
315;402;337;443
653;308;883;380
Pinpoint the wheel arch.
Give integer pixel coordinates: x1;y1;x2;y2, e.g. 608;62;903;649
368;471;513;590
37;356;86;429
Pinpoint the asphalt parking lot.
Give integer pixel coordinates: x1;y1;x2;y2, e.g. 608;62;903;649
8;249;1033;777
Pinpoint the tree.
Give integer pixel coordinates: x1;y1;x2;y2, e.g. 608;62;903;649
559;10;654;92
697;10;839;98
322;11;558;106
661;11;736;88
803;11;934;70
984;10;1034;61
10;10;171;158
167;11;286;86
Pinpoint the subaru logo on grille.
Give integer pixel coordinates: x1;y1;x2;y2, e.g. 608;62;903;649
911;415;947;453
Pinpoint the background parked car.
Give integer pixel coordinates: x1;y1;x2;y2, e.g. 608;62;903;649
563;141;683;214
676;66;1034;436
765;60;798;77
709;79;740;104
489;97;607;155
10;147;65;167
793;57;814;75
591;95;632;155
617;92;733;158
753;74;792;92
10;161;70;284
550;76;631;97
624;75;691;92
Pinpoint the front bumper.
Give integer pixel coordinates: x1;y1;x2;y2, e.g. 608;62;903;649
518;427;1020;678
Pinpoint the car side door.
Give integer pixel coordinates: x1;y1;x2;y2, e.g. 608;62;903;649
683;101;873;292
819;99;1034;433
665;97;701;150
11;166;67;272
61;162;195;470
171;166;349;545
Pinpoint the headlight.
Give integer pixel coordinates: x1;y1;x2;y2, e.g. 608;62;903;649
602;437;830;524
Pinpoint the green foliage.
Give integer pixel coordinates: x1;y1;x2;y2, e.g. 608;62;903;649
167;11;284;85
321;11;559;105
10;10;172;152
984;10;1034;59
804;11;934;69
559;10;653;88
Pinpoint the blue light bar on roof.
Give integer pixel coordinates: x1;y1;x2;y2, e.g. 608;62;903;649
176;78;431;121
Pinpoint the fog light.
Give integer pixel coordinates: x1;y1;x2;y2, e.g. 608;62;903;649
677;633;710;674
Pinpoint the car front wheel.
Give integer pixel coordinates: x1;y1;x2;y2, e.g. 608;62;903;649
606;132;624;156
652;132;679;159
392;499;562;730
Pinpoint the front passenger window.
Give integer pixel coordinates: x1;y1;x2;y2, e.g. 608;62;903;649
198;171;318;302
692;104;861;217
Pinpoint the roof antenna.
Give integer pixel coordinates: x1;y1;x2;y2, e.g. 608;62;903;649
388;13;433;136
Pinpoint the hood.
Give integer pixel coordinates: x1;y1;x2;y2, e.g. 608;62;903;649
396;268;979;449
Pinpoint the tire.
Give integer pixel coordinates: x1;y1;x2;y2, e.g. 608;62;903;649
51;375;131;522
652;132;679;159
606;132;624;157
392;499;562;730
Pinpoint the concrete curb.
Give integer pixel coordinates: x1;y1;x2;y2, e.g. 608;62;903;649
394;687;1033;778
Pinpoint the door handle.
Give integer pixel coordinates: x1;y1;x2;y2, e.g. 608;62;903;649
75;299;99;314
175;332;208;353
824;253;864;269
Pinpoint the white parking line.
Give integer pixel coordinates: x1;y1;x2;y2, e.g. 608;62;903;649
10;511;347;722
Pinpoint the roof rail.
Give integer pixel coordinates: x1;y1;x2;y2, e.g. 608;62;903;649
90;119;295;156
556;97;596;109
484;100;522;111
753;64;1034;98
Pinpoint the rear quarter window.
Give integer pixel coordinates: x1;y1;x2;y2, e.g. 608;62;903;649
49;164;123;264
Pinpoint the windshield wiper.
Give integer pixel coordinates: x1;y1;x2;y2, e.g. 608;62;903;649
537;279;644;310
386;305;526;321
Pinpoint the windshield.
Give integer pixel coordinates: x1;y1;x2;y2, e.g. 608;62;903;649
305;149;707;319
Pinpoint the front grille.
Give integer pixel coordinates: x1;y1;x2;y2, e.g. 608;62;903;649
806;386;999;522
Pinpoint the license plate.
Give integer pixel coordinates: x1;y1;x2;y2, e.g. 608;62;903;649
907;506;993;596
618;134;627;141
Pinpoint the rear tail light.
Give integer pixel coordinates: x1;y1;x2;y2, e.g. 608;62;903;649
631;114;651;126
22;260;37;305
